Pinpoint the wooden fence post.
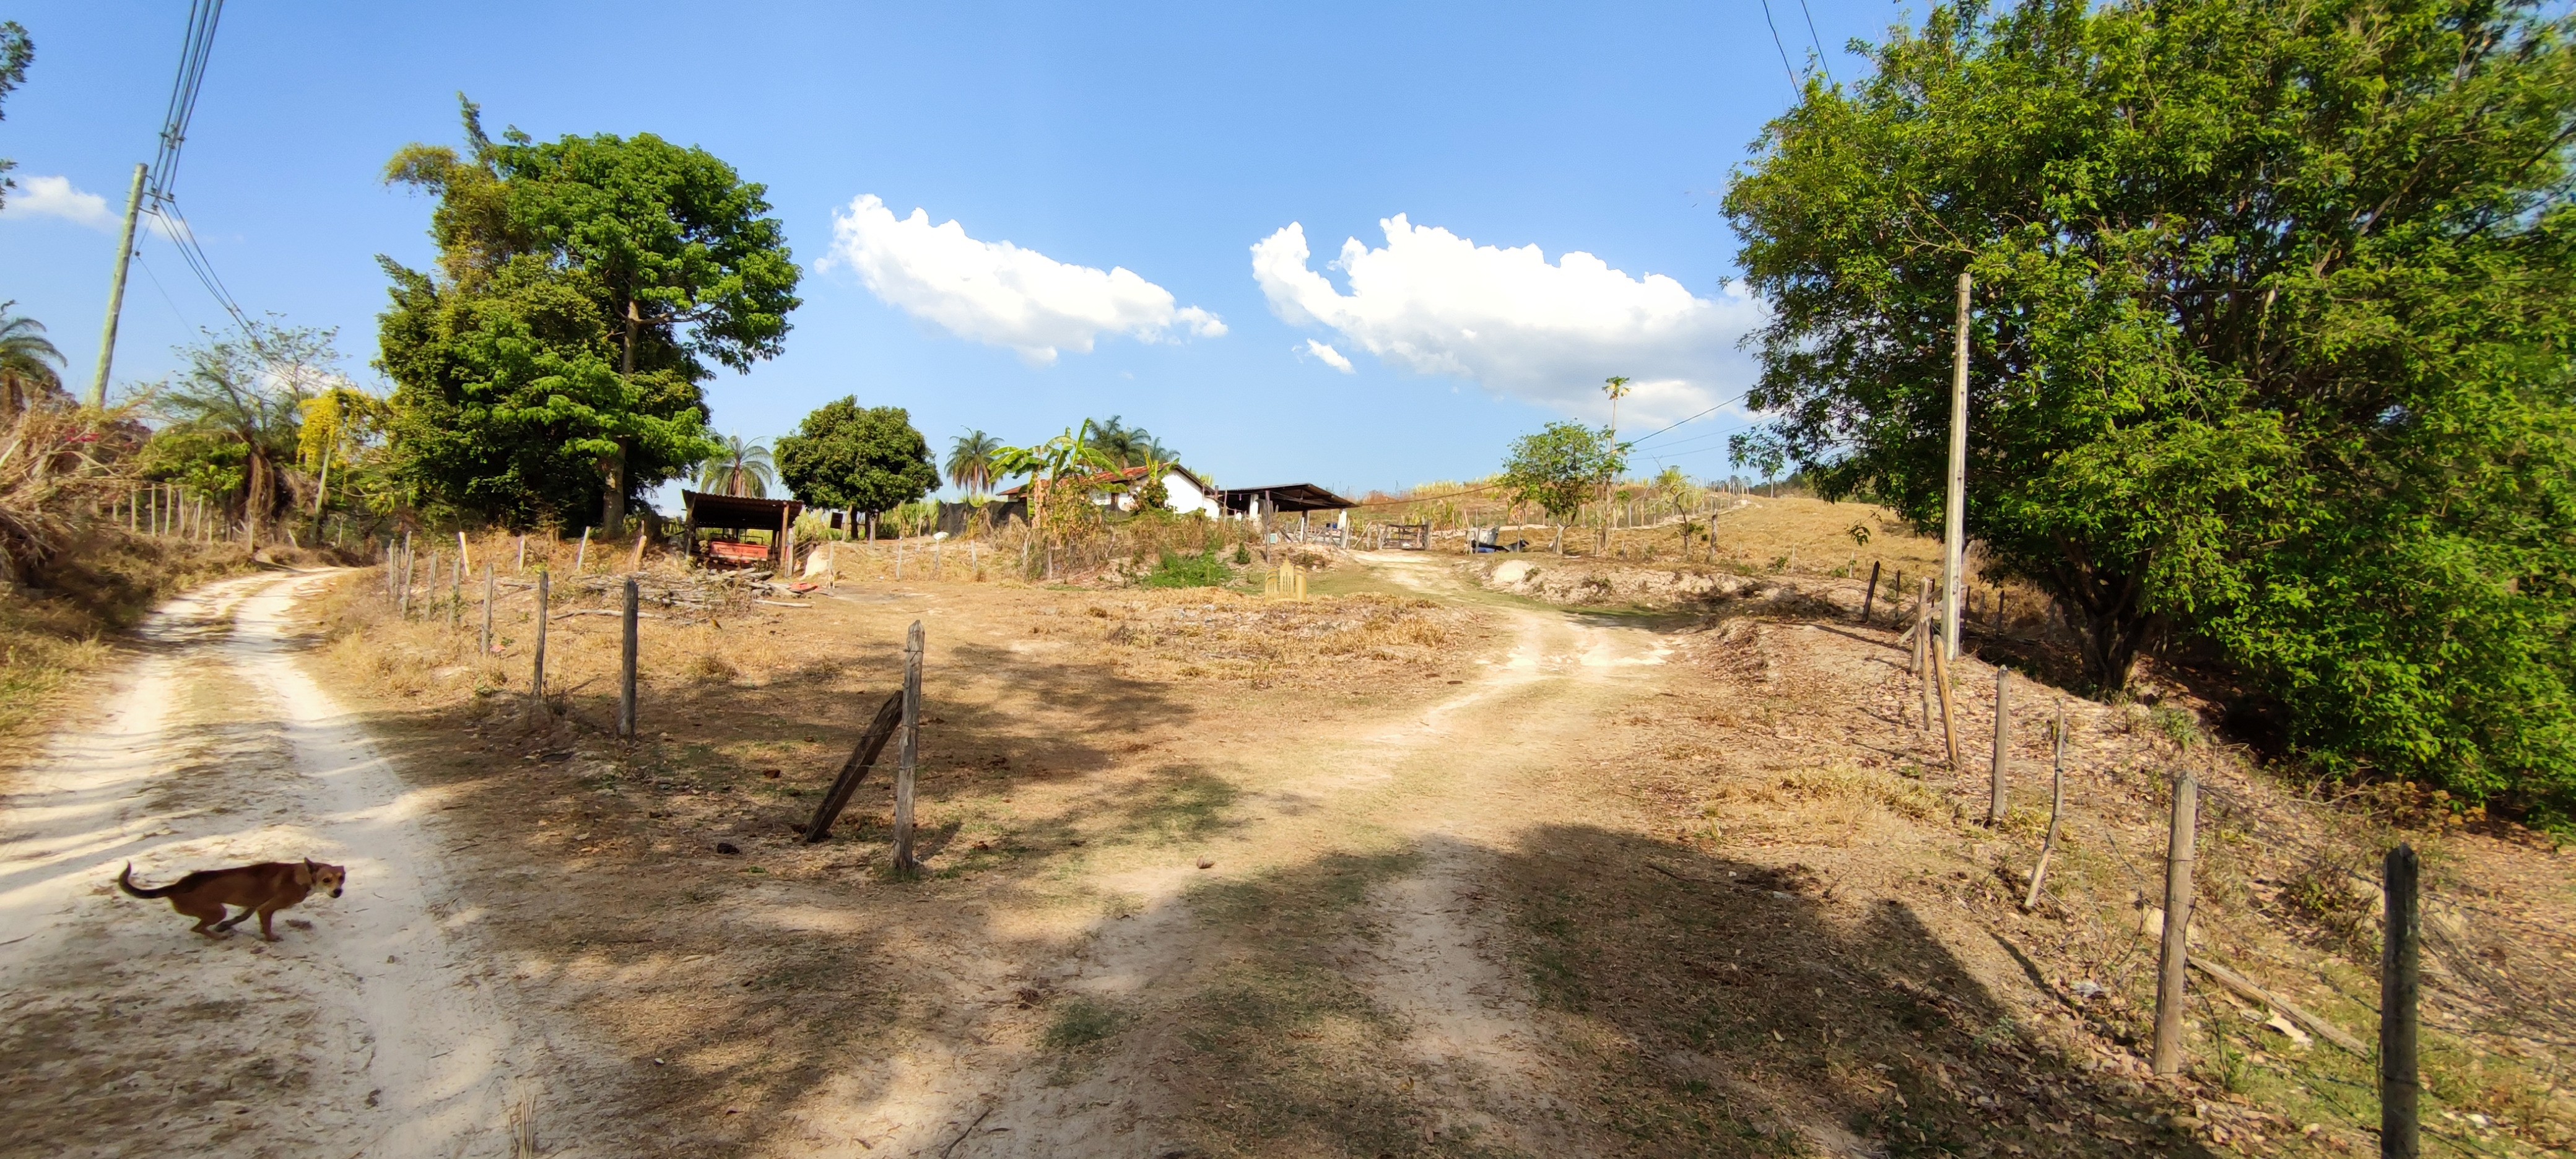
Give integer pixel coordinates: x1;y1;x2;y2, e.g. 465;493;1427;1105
515;534;526;575
2024;708;2065;911
2152;771;2200;1076
1990;669;2012;824
1929;620;1960;768
533;570;550;706
574;526;590;573
617;577;638;740
804;692;906;842
892;620;925;873
2382;844;2421;1158
628;530;648;573
450;553;462;629
1862;560;1881;623
1915;579;1935;730
457;530;472;575
482;563;494;656
399;540;415;619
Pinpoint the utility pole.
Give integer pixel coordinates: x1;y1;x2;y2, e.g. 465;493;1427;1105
89;163;148;409
1943;271;1971;661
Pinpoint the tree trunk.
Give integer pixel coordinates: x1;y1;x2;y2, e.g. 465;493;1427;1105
622;299;640;376
2051;559;2157;693
602;446;628;536
245;447;270;550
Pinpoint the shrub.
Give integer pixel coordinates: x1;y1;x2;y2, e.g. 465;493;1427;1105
1141;549;1230;589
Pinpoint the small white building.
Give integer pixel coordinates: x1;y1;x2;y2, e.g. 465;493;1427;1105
1004;464;1225;517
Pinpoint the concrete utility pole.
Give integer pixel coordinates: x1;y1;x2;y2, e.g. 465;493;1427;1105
89;163;149;409
1943;271;1971;661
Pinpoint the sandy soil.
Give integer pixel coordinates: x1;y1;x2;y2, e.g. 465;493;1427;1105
9;539;2569;1158
0;571;557;1158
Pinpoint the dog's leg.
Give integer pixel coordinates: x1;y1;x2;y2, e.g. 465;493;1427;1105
185;901;232;938
256;906;281;942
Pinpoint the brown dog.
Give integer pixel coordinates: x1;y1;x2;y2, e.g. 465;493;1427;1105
117;859;347;940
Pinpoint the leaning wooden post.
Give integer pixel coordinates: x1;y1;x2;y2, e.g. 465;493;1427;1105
574;526;590;573
627;529;648;573
2382;844;2421;1159
1928;626;1961;769
1861;560;1881;623
617;577;639;740
2024;708;2065;911
515;534;526;575
892;620;925;873
481;563;494;656
1990;669;2012;824
2152;771;2200;1076
533;570;550;707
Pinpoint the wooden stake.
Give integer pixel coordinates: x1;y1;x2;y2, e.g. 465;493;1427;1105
482;563;494;656
515;534;526;575
1862;560;1881;623
399;538;414;618
457;530;471;573
1930;629;1960;769
574;526;590;573
533;570;550;706
893;620;925;872
2152;771;2199;1076
804;692;905;843
617;577;638;739
2024;709;2064;911
2382;844;2421;1158
450;553;462;629
1990;669;2012;824
628;529;648;573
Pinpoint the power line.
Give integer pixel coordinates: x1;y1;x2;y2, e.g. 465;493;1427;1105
142;0;254;334
1795;0;1835;85
1756;0;1801;97
144;0;222;208
1624;388;1756;446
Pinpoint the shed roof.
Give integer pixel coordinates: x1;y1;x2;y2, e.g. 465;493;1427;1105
682;490;804;531
1219;483;1354;513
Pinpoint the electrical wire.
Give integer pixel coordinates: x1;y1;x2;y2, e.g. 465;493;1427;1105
1755;0;1802;97
1795;0;1835;84
139;0;255;336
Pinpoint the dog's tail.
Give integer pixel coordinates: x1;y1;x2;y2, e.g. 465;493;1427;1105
117;863;178;899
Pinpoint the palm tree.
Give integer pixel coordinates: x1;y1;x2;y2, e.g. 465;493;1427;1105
0;303;66;419
1086;415;1172;468
695;434;773;498
947;429;1001;497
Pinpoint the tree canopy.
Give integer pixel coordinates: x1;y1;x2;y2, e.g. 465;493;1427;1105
1502;422;1624;526
1725;0;2576;820
0;22;32;210
376;97;797;531
775;398;936;515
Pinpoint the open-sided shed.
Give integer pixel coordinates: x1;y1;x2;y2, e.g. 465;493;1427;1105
1217;482;1354;518
682;490;805;570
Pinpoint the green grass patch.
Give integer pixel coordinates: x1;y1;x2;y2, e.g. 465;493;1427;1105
1140;549;1234;589
1042;996;1128;1050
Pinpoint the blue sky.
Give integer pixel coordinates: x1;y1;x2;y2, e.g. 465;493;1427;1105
0;1;1895;505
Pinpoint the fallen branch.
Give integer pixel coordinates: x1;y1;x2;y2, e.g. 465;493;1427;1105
2189;953;2369;1054
754;599;812;609
551;609;663;621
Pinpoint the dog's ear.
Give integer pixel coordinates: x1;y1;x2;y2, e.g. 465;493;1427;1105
295;861;315;886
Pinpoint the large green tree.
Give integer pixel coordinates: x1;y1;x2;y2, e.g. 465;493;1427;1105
775;399;937;524
1502;422;1624;555
376;98;798;530
1726;0;2576;817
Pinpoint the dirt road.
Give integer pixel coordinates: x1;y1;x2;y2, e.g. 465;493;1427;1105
0;571;548;1158
800;552;1684;1156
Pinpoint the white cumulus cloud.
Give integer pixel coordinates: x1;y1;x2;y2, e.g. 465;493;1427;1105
1250;215;1763;424
4;175;116;229
1;175;175;238
1300;339;1354;373
826;194;1224;365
